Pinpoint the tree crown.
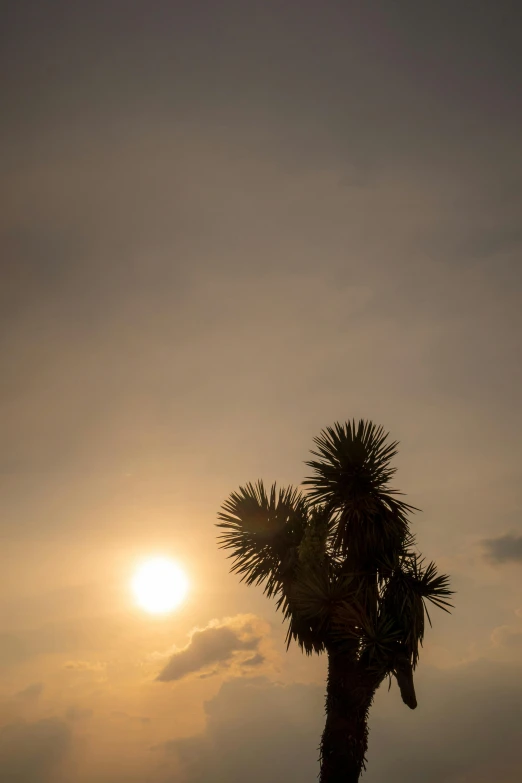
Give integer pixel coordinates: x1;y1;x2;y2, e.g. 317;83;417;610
217;420;453;693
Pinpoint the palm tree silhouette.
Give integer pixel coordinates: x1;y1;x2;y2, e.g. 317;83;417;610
217;420;453;782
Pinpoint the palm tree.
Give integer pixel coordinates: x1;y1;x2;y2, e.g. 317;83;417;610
217;420;453;782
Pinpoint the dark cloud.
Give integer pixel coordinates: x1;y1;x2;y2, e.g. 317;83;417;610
15;683;43;702
156;618;261;683
0;718;71;783
482;533;522;563
242;653;265;667
111;711;150;725
157;661;522;783
65;706;93;722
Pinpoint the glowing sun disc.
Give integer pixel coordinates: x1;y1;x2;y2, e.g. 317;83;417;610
132;557;188;614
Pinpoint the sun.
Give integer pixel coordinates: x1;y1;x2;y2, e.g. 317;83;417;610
131;557;188;614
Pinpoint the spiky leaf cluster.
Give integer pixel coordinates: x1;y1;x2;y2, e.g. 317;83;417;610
217;481;308;600
304;420;417;560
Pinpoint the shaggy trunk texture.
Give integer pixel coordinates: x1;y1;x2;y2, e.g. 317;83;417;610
319;649;383;783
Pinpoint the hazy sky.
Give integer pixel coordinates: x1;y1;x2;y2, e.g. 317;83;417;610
1;2;522;781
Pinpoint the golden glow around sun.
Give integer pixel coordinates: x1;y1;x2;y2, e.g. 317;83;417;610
131;557;188;614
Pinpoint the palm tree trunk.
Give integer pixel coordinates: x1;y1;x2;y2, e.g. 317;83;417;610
319;648;382;783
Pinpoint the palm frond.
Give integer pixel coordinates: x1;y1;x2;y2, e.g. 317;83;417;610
359;612;403;668
332;601;402;670
216;481;309;599
304;420;400;502
284;611;326;655
381;553;454;667
410;558;454;615
303;421;418;557
290;565;355;628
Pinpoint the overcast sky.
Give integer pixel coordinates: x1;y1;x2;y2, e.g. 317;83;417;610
1;1;522;781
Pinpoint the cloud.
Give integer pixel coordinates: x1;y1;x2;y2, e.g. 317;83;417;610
63;660;106;672
65;706;93;722
0;718;71;783
491;624;522;649
482;533;522;563
155;660;522;783
156;677;323;783
156;616;264;683
111;711;150;725
241;653;265;667
15;683;43;703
